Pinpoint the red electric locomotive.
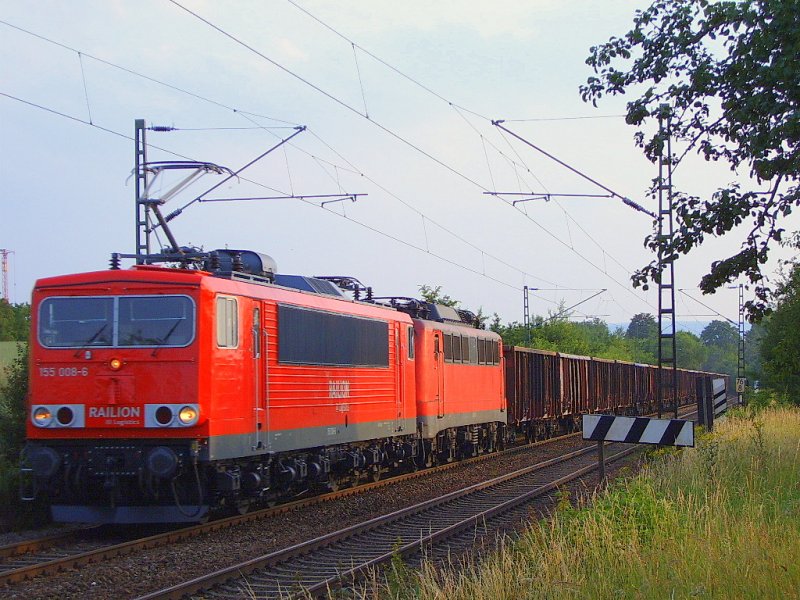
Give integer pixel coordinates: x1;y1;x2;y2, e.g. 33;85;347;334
412;303;506;461
22;251;507;523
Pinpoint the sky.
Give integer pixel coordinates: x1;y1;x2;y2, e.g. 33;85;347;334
1;0;792;330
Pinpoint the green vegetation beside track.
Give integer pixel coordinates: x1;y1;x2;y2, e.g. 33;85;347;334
379;406;800;599
0;342;25;387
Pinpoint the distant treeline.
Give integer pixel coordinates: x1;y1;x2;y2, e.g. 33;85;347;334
489;312;749;384
0;301;29;342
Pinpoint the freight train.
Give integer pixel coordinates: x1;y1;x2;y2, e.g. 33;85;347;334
22;249;721;523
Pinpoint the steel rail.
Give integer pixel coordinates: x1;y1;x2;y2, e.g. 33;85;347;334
0;525;100;559
309;446;640;599
135;443;640;600
2;404;699;589
0;430;582;586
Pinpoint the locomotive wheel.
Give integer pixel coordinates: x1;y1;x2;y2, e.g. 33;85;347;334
525;427;534;444
236;499;251;515
369;467;382;482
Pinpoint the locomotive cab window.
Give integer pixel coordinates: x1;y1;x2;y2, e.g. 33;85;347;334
216;296;239;348
39;297;114;347
407;326;415;360
118;296;194;347
38;295;195;348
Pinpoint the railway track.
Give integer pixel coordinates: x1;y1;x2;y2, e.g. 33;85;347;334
3;405;700;596
140;407;701;599
140;441;641;599
0;428;583;588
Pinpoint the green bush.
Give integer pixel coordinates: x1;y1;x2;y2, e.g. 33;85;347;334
0;344;48;531
0;343;28;459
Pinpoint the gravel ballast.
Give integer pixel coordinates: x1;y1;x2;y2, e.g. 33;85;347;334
4;437;624;599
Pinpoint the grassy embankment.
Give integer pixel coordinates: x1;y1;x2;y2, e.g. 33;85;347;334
0;341;21;387
378;406;800;599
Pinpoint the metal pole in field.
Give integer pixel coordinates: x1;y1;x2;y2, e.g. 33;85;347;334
738;283;746;406
597;440;606;487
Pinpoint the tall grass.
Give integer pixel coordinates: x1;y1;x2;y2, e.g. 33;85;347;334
375;407;800;599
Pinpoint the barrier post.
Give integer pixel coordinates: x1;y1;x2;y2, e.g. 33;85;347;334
597;440;606;487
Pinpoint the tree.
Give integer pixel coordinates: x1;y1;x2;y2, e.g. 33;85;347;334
700;320;739;348
676;331;708;370
582;0;800;319
626;313;657;339
574;319;612;355
0;301;30;342
759;262;800;399
0;344;28;460
418;285;459;308
744;321;765;382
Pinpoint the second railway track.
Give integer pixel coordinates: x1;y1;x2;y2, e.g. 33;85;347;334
142;441;641;599
0;430;584;590
3;407;700;599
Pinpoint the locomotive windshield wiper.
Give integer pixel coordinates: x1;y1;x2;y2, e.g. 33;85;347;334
73;323;109;357
151;319;183;357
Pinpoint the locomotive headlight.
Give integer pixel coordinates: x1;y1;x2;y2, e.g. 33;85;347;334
56;406;74;426
109;358;123;371
178;405;198;426
155;406;173;426
33;406;53;427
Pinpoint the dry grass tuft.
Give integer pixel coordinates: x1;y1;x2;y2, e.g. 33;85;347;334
369;407;800;599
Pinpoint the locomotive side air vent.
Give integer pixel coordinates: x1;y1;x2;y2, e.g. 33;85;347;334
207;249;277;280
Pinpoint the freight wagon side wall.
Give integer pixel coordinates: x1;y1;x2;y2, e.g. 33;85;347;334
504;347;560;424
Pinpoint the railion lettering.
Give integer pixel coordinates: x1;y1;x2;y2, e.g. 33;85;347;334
89;406;141;419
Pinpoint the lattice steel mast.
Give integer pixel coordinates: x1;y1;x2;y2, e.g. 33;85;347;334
656;105;679;419
0;249;12;302
134;120;151;263
737;283;746;405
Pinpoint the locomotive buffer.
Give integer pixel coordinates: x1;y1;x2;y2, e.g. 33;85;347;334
582;414;694;484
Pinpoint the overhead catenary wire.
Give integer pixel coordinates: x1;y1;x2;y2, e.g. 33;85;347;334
166;3;654;312
503;114;626;122
2;15;653;320
677;289;738;327
492;120;657;219
0;18;565;293
233;108;564;289
284;0;492;121
0;19;300;128
2;16;650;315
77;51;93;124
2;91;575;309
280;3;643;286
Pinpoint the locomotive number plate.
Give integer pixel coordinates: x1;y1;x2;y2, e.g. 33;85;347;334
39;367;89;377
